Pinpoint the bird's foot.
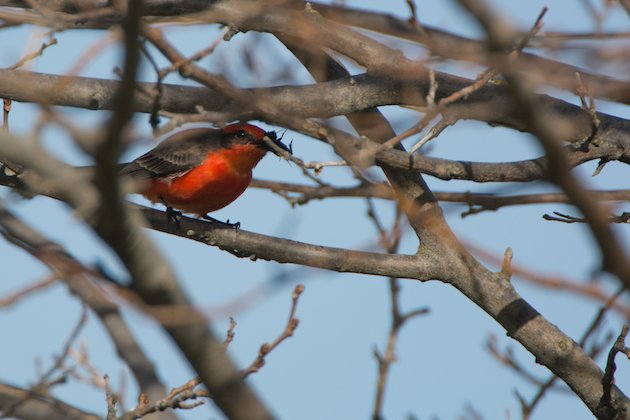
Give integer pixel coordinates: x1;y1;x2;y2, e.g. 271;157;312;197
202;214;241;230
166;207;182;229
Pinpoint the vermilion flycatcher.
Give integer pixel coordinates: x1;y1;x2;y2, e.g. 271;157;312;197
121;123;290;221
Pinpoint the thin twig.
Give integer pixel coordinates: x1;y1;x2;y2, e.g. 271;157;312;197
467;241;630;319
2;98;10;130
261;134;345;184
408;117;450;154
119;377;208;420
405;0;422;30
41;305;89;383
1;305;90;418
401;6;548;155
158;27;229;78
139;41;164;131
370;204;429;419
223;317;237;351
105;374;118;420
9;37;57;70
486;334;567;390
543;211;630;224
241;284;305;378
0;274;58;307
69;345;109;390
598;325;630;416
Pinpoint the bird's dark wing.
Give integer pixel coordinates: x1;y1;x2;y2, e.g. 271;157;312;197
121;128;221;179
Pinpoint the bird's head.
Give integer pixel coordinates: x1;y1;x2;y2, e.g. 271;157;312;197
222;123;292;157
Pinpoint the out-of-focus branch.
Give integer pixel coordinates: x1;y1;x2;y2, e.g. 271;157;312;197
0;202;173;414
468;243;630;320
0;382;102;420
0;274;58;307
308;2;630;105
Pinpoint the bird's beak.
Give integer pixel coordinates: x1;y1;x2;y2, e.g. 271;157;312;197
263;131;292;156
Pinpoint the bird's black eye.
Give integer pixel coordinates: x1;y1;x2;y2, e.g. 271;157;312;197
236;130;246;138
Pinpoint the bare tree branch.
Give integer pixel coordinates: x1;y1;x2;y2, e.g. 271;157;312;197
309;2;630;105
1;68;628;183
241;284;304;378
0;382;102;420
599;325;630;419
0;201;173;416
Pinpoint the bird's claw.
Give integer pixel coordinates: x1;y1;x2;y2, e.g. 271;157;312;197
202;215;241;230
166;207;182;229
226;219;241;231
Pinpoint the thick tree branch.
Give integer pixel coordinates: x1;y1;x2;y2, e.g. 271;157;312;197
141;206;440;279
308;2;630;105
0;69;628;183
3;0;629;107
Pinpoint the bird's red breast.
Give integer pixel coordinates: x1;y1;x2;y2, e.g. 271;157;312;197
122;123;288;217
141;143;266;215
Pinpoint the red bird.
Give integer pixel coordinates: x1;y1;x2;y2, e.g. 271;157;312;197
121;123;290;224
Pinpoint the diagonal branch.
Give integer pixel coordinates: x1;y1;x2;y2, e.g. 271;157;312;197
0;201;173;415
458;0;630;289
457;1;630;417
